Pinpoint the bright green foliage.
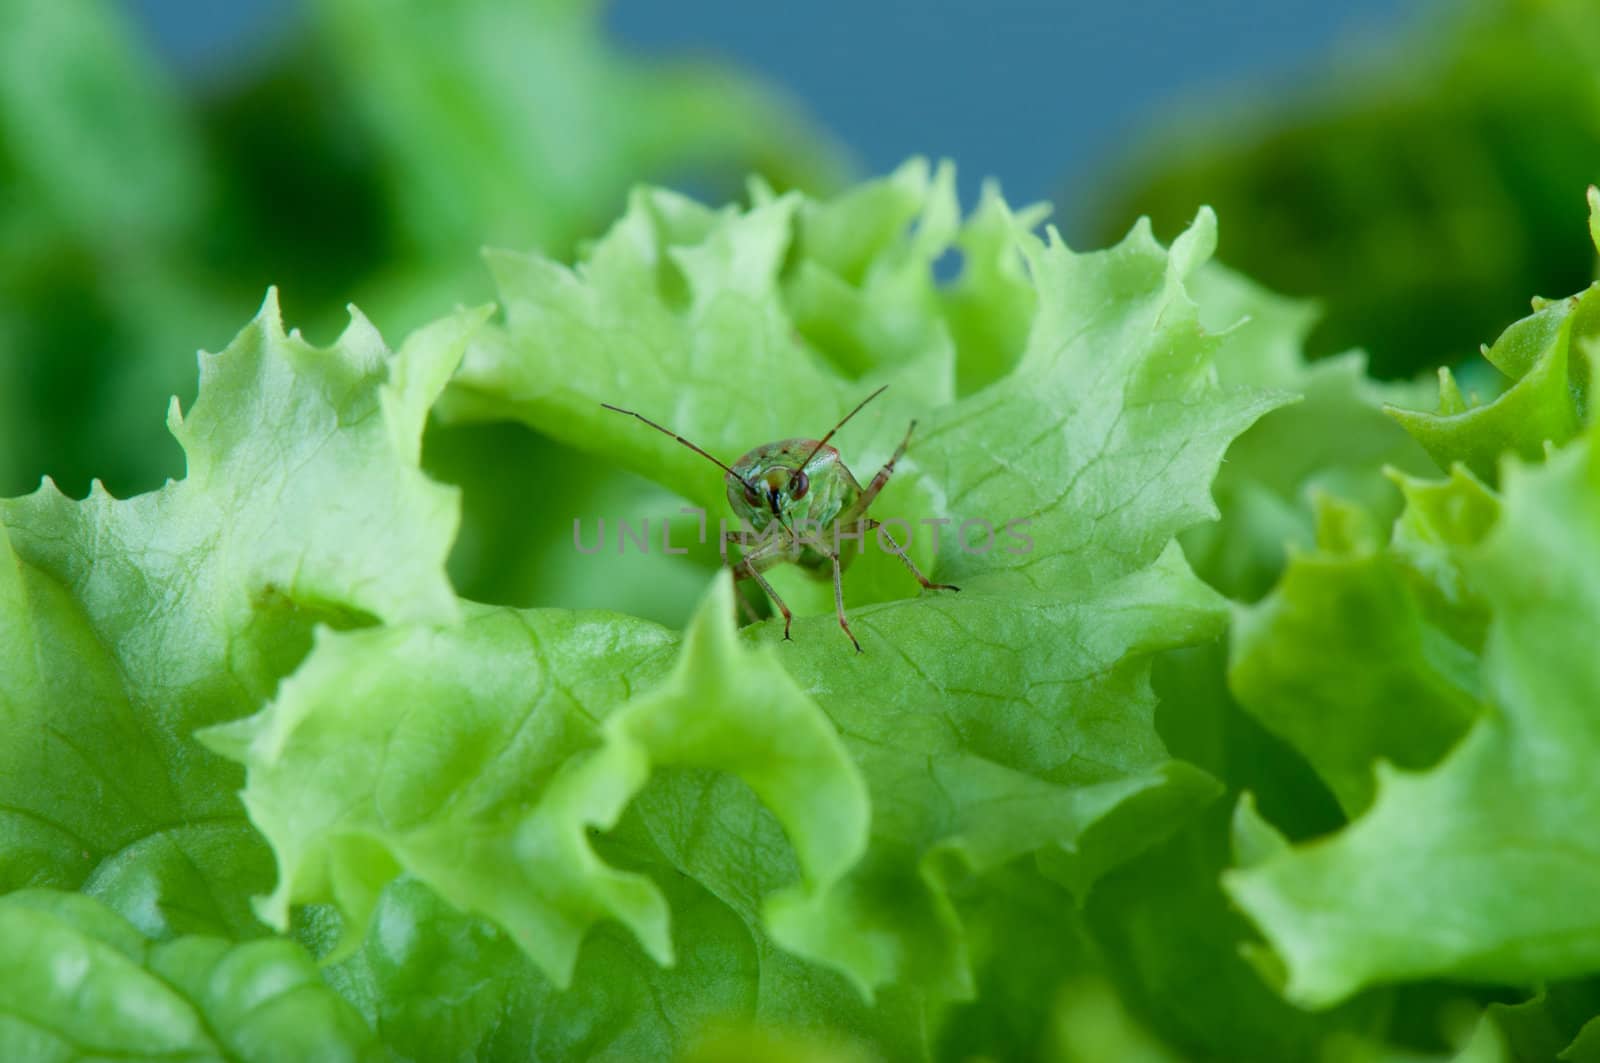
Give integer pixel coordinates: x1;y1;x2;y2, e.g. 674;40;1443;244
443;163;954;517
1226;202;1600;1016
200;605;677;980
19;161;1600;1059
191;169;1290;1058
438;166;1272;964
521;574;871;987
1229;419;1600;1007
1387;289;1596;483
324;877;754;1063
1085;801;1392;1060
448;160;1277;592
0;889;377;1062
320;875;929;1062
440;160;1032;621
1180;265;1433;600
1229;490;1487;815
779;160;1049;395
201;578;872;993
1385;183;1599;483
781;160;964;381
0;293;482;938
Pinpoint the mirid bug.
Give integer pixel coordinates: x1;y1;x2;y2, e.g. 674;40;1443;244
601;386;958;652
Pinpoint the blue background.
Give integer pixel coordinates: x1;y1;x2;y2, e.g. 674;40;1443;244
124;0;1407;211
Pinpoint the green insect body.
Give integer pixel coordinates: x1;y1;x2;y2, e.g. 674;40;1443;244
726;437;860;572
602;387;957;652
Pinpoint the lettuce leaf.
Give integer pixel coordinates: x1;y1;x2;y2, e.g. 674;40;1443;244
206;170;1283;1058
0;293;483;938
1229;417;1600;1007
319;872;922;1061
1181;265;1432;601
0;888;376;1062
1228;487;1490;816
1387;288;1597;484
1227;200;1600;1007
1086;802;1393;1058
209;589;933;1060
17;152;1596;1057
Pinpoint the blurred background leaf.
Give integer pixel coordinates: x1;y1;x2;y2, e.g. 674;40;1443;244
0;0;845;505
1080;0;1600;380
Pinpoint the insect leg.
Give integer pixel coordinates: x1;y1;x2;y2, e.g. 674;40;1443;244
869;518;960;592
851;418;917;513
724;530;796;640
737;558;794;640
827;548;862;654
720;530;765;625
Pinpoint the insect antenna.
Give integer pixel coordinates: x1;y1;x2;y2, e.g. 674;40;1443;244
789;384;889;486
600;403;761;495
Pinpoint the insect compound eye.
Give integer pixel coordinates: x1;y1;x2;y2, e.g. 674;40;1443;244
790;470;810;499
742;483;762;506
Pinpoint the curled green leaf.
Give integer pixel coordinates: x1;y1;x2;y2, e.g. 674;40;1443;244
0;292;483;938
1228;422;1600;1007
